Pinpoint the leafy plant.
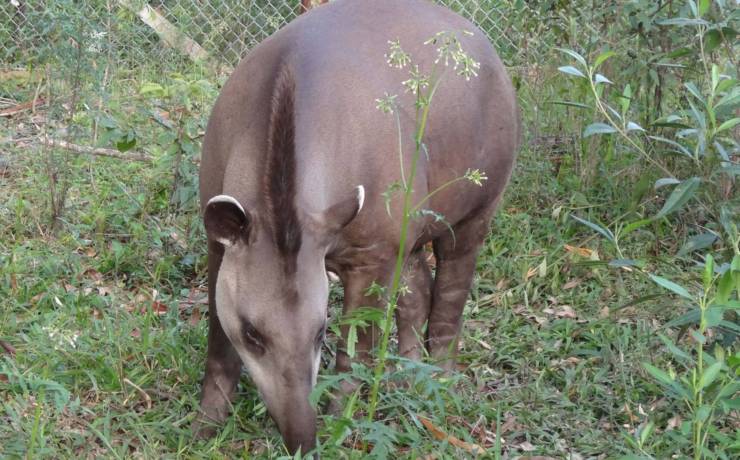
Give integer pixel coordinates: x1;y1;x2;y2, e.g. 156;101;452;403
640;254;739;459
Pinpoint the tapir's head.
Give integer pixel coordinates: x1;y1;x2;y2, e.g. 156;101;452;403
202;186;364;455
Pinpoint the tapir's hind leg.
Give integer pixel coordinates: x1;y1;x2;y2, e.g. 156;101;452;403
396;250;432;361
427;207;495;371
193;241;243;438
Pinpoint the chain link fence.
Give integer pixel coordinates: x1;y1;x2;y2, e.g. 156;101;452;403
1;0;560;72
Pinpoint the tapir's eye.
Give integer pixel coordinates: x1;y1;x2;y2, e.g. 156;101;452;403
240;318;266;355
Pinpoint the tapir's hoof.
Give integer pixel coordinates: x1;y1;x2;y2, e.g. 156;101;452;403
192;420;218;440
191;406;228;440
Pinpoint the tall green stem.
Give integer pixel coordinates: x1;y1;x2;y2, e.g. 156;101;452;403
367;83;438;421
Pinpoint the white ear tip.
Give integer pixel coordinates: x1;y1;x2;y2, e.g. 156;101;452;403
207;194;246;215
356;185;365;212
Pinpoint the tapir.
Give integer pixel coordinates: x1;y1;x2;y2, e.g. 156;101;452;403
195;0;519;454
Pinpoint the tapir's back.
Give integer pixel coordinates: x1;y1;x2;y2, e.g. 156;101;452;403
201;0;518;240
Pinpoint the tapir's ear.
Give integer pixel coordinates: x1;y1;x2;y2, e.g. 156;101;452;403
204;195;251;247
323;185;365;232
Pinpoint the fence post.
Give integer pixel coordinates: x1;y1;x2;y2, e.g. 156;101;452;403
300;0;328;14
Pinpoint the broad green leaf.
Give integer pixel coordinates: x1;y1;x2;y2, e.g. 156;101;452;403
722;164;740;176
658;333;691;363
643;363;674;386
654;177;701;219
720;398;740;411
715;77;737;94
583;122;617;137
657;18;710;26
593;51;616;70
717;117;740;133
705;307;724;328
677;233;717;257
594;73;613;85
695;405;711;422
609;259;646;268
715;88;740;109
720;320;740;334
620;84;632;115
649;136;692;158
698;362;723;390
691;330;706;344
571;215;615;243
626;121;645;132
655;178;681;189
556;47;587;67
718;382;740;399
639;420;655;446
346;325;357;358
622;219;652;236
558;66;586;78
548;100;591;109
649;274;693;299
698;0;710;17
684;82;706;105
717;270;733;304
664;309;701;329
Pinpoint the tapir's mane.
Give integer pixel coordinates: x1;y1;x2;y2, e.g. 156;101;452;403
264;64;301;273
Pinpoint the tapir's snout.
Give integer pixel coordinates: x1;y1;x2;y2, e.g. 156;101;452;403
255;357;320;456
270;390;317;456
279;401;317;455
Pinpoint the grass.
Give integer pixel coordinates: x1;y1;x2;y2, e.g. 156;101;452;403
1;64;738;459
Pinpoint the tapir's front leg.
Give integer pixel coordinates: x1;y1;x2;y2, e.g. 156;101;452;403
335;266;393;373
327;253;396;412
193;241;242;438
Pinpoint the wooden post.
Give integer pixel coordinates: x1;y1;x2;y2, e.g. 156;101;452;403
116;0;231;73
300;0;328;14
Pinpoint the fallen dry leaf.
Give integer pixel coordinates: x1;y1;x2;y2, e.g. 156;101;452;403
555;305;577;319
475;338;492;350
666;415;682;431
151;301;168;315
564;244;595;258
519;440;536;451
419;416;486;455
562;278;581;290
498;414;520;435
130;328;141;339
189;307;202;326
1;339;16;356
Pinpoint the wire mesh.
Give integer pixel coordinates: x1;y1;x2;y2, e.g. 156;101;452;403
1;0;553;72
